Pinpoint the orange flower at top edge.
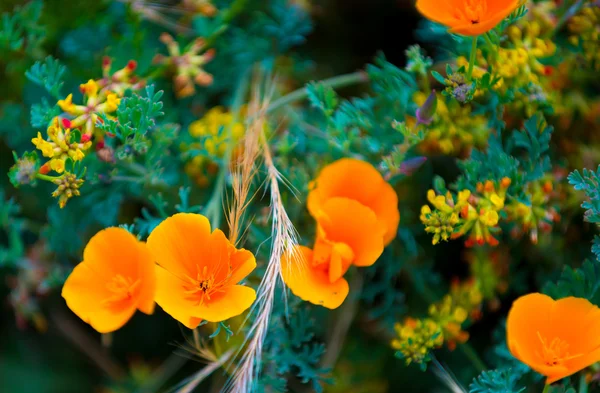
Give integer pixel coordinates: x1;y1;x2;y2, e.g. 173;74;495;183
507;293;600;384
281;197;385;309
416;0;521;36
307;158;400;245
62;228;156;333
147;213;257;329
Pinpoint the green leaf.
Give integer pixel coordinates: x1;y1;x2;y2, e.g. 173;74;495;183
306;82;339;117
25;56;66;99
469;369;524;393
431;70;446;85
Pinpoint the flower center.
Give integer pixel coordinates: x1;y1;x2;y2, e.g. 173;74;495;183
536;332;582;367
458;0;487;24
182;265;225;305
199;279;211;291
103;274;139;305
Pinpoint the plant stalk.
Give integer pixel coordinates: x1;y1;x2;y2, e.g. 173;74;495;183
466;36;478;81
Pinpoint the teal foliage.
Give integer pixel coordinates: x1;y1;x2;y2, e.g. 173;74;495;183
259;301;331;393
469;369;524;393
544;166;600;303
0;0;44;56
25;57;66;99
98;85;165;144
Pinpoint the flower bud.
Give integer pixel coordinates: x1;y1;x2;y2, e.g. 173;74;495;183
416;90;437;125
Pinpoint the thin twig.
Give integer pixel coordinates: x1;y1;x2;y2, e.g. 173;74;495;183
50;308;126;381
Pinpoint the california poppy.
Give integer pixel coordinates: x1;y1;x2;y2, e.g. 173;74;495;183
307;158;400;245
282;197;384;309
62;228;156;333
147;213;256;329
507;293;600;384
416;0;521;36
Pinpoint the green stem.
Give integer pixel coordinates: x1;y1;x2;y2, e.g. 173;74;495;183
466;36;478;82
36;173;60;182
542;383;551;393
551;0;585;38
458;343;486;372
193;328;201;350
483;33;497;60
203;0;248;47
579;373;588;393
266;71;369;115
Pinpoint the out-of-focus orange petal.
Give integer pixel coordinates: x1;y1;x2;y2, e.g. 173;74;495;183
147;213;212;280
316;197;385;267
281;246;350;309
136;239;157;315
307;158;399;245
82;227;143;279
449;2;518;36
416;0;461;27
154;264;203;329
417;0;520;36
62;263;137;333
62;227;155;333
196;285;256;322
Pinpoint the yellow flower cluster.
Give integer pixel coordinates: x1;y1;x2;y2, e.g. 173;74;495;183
392;317;443;366
185;106;246;186
51;172;85;208
421;178;511;247
57;59;142;138
154;33;215;98
413;92;489;156
392;280;483;365
505;179;559;244
569;5;600;71
32;118;91;174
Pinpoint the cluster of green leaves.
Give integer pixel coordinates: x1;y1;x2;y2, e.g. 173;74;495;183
258;300;331;393
469;369;524;393
0;0;44;57
454;114;553;200
0;189;25;267
544;166;600;304
98;85;165;148
303;55;422;173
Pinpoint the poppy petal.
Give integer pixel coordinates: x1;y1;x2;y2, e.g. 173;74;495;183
281;246;350;309
196;285;257;322
227;247;257;285
62;263;137;333
307;158;399;245
147;213;212;280
416;0;462;27
154;264;203;329
317;197;385;267
83;227;145;280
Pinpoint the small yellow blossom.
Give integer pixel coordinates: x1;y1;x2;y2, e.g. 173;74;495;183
31;118;91;174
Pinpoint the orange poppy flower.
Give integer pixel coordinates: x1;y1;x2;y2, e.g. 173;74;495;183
62;228;156;333
416;0;521;36
307;158;400;245
147;213;256;329
507;293;600;384
281;198;385;309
